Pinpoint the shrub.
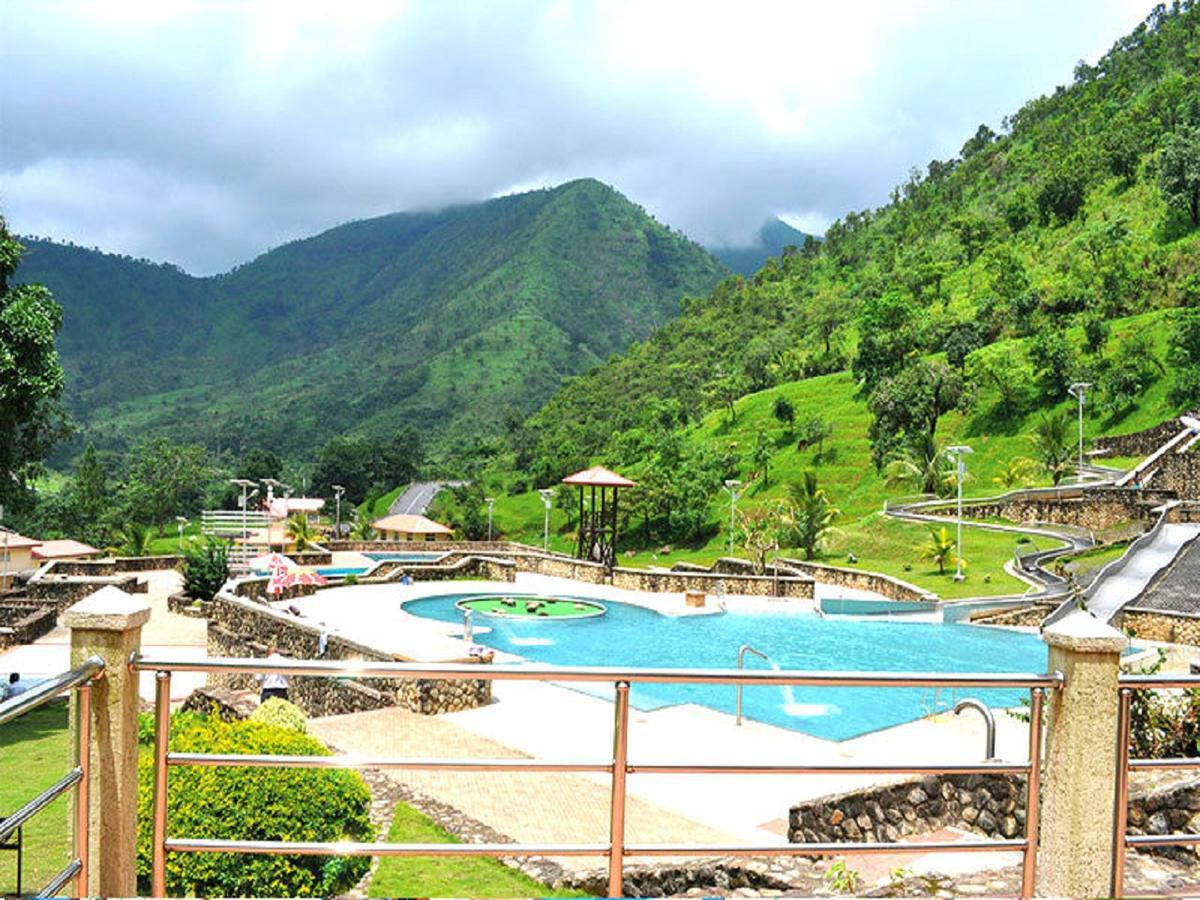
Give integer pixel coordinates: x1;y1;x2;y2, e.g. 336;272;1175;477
250;697;307;733
180;537;230;602
135;714;372;896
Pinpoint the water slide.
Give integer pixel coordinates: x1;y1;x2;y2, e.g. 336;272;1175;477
1082;521;1200;623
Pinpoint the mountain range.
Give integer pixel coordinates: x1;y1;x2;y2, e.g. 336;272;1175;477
15;178;730;459
708;218;810;275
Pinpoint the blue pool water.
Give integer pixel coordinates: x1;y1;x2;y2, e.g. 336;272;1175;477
364;552;446;563
403;593;1052;741
254;566;366;578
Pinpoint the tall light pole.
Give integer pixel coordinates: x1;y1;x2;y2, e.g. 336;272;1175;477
230;478;256;559
723;479;742;557
537;488;553;552
1068;382;1092;480
485;497;495;541
332;485;345;538
946;445;973;582
175;516;189;548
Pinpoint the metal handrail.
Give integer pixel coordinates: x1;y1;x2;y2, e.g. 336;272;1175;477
953;698;997;760
0;655;104;725
132;655;1062;688
1111;676;1200;894
0;656;102;899
137;656;1056;898
735;645;769;726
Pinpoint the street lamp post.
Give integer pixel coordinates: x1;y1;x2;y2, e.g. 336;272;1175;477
230;479;257;562
332;485;345;539
1068;382;1092;481
537;489;553;552
175;516;188;548
485;497;495;541
723;480;742;557
946;446;973;583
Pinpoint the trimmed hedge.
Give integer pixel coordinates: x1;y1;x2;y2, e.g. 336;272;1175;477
250;697;307;733
135;713;372;897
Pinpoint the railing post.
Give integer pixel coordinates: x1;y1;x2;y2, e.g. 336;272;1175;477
63;586;151;898
1021;686;1044;899
608;681;630;898
152;671;172;897
1037;610;1127;898
1111;687;1133;896
74;682;91;899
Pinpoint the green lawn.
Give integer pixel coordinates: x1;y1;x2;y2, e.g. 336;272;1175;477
0;702;72;894
369;803;587;898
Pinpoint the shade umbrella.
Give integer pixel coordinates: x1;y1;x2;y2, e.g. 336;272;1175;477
250;552;296;574
282;571;328;588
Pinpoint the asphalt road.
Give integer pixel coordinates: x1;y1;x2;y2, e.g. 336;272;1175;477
389;481;465;516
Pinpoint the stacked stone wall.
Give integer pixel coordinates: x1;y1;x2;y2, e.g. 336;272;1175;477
779;558;938;602
969;603;1058;627
0;601;57;649
941;488;1168;532
1097;417;1196;459
206;594;491;717
1149;452;1200;500
1119;610;1200;645
112;555;182;572
27;573;145;612
611;566;813;598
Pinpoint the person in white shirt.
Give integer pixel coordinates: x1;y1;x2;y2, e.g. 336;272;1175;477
257;644;289;703
5;672;29;699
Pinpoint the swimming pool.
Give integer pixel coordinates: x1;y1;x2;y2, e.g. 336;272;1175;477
363;552;447;563
401;593;1053;741
254;566;367;578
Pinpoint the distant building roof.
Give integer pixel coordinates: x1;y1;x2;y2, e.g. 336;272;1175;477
32;539;102;560
562;465;636;488
371;513;453;535
0;530;43;549
1128;536;1200;615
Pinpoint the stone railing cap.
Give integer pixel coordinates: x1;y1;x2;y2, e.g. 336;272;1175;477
1042;609;1128;653
62;585;151;631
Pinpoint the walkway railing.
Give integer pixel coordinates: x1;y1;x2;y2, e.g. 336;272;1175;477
132;655;1060;898
1111;673;1200;895
0;656;104;898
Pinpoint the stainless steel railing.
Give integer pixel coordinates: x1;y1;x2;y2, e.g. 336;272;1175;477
1111;673;1200;895
0;655;104;898
133;655;1060;898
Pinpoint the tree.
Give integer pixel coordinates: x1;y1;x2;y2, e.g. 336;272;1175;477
772;396;795;429
124;439;215;535
703;371;750;423
1029;410;1075;485
1037;164;1088;224
992;457;1039;490
796;415;833;461
1158;125;1200;229
1168;309;1200;408
69;443;112;545
950;215;991;263
239;448;281;482
180;538;230;602
961;124;998;160
867;360;964;470
786;471;839;559
1029;330;1078;400
0;215;68;513
751;429;772;488
285;514;319;551
944;325;985;372
852;290;921;394
737;505;780;575
884;437;957;498
917;525;959;576
348;509;376;541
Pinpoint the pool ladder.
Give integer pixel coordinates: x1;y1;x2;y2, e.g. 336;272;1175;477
735;644;769;726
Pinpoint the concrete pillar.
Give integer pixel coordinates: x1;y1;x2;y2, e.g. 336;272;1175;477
64;585;151;898
1037;609;1127;897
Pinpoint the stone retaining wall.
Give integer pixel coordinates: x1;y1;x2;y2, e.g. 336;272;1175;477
945;487;1167;532
0;601;57;649
27;573;145;612
611;566;814;598
206;593;491;717
512;554;608;584
779;558;938;602
789;773;1200;861
166;591;211;618
113;555;182;572
369;555;517;583
1149;452;1200;501
970;602;1059;627
788;773;1028;847
1119;610;1200;645
1097;417;1196;459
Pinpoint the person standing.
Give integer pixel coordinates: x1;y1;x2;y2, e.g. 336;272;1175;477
257;643;289;703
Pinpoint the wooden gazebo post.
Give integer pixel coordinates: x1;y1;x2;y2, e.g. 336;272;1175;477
561;466;636;572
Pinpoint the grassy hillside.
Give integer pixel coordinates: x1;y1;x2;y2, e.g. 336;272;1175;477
16;178;728;459
487;310;1174;598
522;4;1200;482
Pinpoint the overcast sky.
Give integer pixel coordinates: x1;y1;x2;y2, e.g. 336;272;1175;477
0;1;1154;275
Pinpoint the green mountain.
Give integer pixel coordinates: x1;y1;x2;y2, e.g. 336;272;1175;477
15;178;728;458
708;218;812;275
521;2;1200;485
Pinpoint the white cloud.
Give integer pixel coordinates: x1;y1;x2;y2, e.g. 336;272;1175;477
0;0;1155;273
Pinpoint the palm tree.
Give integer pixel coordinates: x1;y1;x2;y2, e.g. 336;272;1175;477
884;436;957;498
115;522;154;557
285;514;319;551
786;471;840;559
992;456;1039;490
917;525;960;575
349;510;376;541
1030;410;1075;485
